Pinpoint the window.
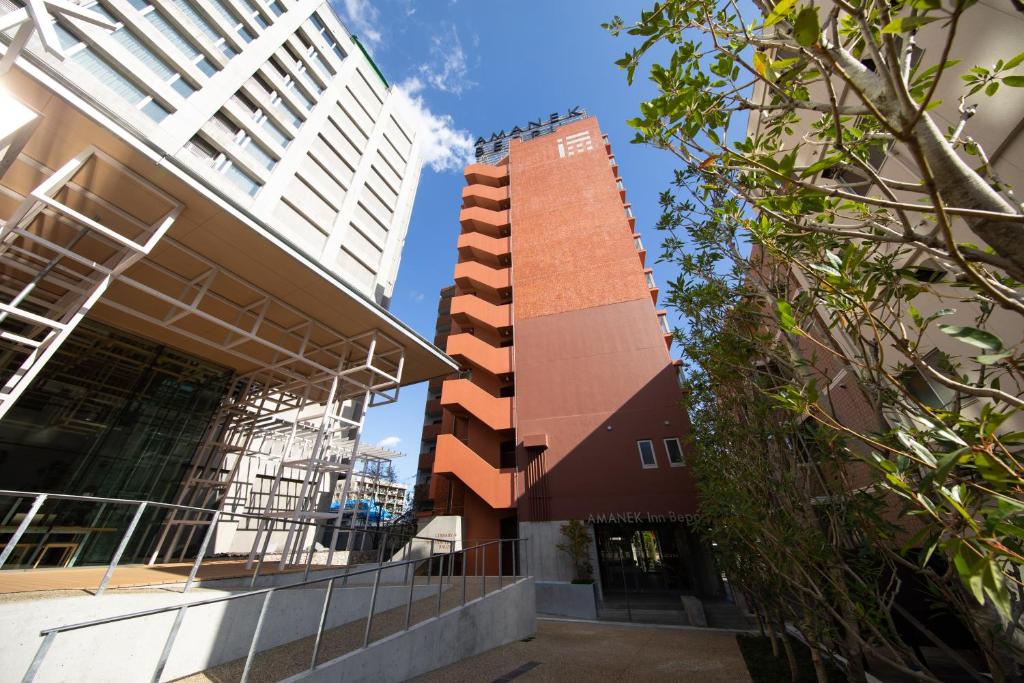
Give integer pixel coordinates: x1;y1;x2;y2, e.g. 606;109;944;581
310;13;347;62
208;0;255;43
658;314;671;334
899;349;959;410
645;271;656;289
664;438;685;467
625;204;634;218
634;236;643;251
636;440;657;469
144;6;218;77
169;0;237;57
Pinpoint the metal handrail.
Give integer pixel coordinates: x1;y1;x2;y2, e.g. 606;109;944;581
0;489;456;595
21;536;529;683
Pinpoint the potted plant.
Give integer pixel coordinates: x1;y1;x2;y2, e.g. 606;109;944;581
556;519;594;584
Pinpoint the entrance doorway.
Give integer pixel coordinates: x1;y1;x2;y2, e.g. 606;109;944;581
593;521;718;609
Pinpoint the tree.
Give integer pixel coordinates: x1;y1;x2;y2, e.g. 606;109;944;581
556;520;595;583
606;0;1024;680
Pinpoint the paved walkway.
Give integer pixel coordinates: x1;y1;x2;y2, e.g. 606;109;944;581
413;618;753;682
0;559;339;594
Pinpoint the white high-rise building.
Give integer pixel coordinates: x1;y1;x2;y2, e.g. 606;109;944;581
2;0;420;306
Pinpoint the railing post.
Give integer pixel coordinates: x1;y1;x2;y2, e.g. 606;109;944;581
97;501;147;596
482;543;487;597
302;523;318;582
0;493;46;569
21;630;57;683
240;591;272;683
362;566;382;648
402;538;411;584
378;530;389;565
310;578;335;670
498;540;503;589
183;510;220;594
404;556;416;630
151;605;188;683
512;539;517;581
426;539;434;585
462;546;468;605
436;553;445;616
251;519;275;588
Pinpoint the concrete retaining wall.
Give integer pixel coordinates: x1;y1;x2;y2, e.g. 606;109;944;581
2;583;444;682
535;581;597;620
284;577;536;683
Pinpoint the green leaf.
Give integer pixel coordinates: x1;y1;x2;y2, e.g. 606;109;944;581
1004;50;1024;70
938;324;1003;351
986;81;1000;96
764;0;797;27
881;15;938;33
776;300;798;334
1003;75;1024;87
976;351;1012;365
793;7;819;47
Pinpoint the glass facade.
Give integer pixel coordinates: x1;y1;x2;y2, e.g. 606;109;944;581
0;319;230;566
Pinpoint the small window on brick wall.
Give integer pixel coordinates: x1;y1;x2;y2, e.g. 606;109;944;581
637;440;657;469
664;438;685;467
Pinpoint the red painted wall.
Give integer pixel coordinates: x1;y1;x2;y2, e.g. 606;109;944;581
509;117;698;522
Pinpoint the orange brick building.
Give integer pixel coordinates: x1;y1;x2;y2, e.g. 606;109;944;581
414;111;717;606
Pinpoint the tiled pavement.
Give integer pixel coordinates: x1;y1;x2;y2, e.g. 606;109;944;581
413;618;753;683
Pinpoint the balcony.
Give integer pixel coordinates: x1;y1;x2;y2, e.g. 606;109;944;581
421;422;442;440
446;333;513;377
645;269;659;306
454;261;512;298
462;183;510;211
464;163;509;188
460;206;510;238
440;378;513;431
433;434;514;509
450;294;512;333
457;232;511;267
633;233;646;267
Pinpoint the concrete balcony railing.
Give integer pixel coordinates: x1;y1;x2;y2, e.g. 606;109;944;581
453;261;511;298
464;163;509;188
462;183;510;211
421;422;443;441
450;294;512;333
459;206;510;238
457;232;511;267
446;333;513;377
433;434;514;509
440;379;513;431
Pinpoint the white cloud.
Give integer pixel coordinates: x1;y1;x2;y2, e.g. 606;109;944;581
393;78;475;173
377;436;401;448
418;24;475;95
409;290;426;302
340;0;382;48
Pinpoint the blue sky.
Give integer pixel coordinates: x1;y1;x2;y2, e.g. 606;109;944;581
334;0;690;488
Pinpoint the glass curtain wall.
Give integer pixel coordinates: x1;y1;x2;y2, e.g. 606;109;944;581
0;319;230;567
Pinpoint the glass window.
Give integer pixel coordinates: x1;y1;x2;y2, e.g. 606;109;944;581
664;438;685;466
645;272;656;289
658;314;670;334
634;236;643;251
899;349;958;410
637;440;657;469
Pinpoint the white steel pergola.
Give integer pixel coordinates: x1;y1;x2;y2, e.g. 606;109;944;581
0;146;407;568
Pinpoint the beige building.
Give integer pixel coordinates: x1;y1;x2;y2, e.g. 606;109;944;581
745;2;1024;441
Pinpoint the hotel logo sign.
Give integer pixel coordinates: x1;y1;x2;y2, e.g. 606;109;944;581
557;131;593;158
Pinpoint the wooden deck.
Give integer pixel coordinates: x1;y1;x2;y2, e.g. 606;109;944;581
0;559;339;594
